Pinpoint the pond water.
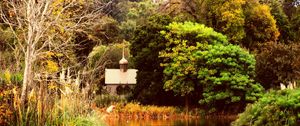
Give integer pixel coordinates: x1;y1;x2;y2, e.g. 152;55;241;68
105;118;234;126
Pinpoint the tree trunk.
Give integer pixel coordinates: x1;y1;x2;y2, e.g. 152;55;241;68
185;95;189;117
20;46;33;106
21;12;35;106
38;81;45;126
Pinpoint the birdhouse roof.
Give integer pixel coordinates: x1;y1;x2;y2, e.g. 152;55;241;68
105;69;137;85
119;57;128;65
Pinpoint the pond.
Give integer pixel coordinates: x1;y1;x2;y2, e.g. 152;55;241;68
105;117;234;126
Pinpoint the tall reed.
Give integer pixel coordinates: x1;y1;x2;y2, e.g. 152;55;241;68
5;80;105;126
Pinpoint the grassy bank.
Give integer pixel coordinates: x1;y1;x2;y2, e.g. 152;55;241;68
114;103;178;120
93;101;237;121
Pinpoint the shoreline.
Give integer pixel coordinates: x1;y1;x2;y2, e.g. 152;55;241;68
100;111;237;121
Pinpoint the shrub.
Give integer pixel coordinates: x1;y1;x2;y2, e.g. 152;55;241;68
0;71;23;86
232;89;300;126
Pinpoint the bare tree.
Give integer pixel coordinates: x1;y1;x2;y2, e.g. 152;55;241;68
0;0;106;106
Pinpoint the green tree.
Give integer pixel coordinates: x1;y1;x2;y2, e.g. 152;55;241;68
205;0;280;50
290;9;300;42
130;14;183;105
119;0;158;40
243;1;280;49
160;22;228;97
260;0;295;43
206;0;246;44
196;44;263;112
160;22;263;112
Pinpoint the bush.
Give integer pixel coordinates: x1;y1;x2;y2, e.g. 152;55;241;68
232;89;300;126
0;70;23;86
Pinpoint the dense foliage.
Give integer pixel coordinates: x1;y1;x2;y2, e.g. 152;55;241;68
196;44;263;112
130;14;184;105
256;42;300;89
205;0;280;49
232;89;300;126
243;1;280;49
206;0;246;44
260;0;295;43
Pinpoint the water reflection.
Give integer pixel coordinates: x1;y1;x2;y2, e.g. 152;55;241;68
105;118;234;126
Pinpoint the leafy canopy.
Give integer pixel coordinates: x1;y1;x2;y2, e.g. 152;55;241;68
205;0;280;50
206;0;246;44
160;21;227;96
